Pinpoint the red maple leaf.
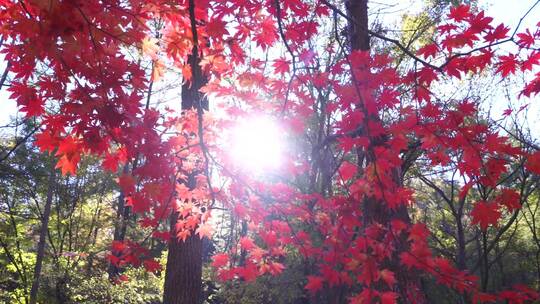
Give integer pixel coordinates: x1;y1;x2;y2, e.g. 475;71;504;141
299;49;316;64
261;261;285;275
526;151;540;174
471;201;501;230
517;29;535;48
522;75;540;97
111;240;127;252
238;262;258;282
177;229;191;242
522;52;540;71
206;18;229;38
305;275;324;294
380;292;398;304
254;17;277;49
103;153;120;172
9;83;43;117
239;236;256;251
117;174;136;194
152;230;170;241
496;189;521;211
55;154;79;176
35;132;58;153
417;44;438;59
448;5;471;22
497;54;518;77
21;97;45;117
273;58;290;75
380;269;397;287
409;223;430;241
56;137;76;155
196;223;213;239
468;11;493;33
211;253;229;268
484;24;509;42
185;215;200;230
143;259;162;273
338;161;357;181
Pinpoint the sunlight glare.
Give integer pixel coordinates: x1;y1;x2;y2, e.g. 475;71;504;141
229;116;284;173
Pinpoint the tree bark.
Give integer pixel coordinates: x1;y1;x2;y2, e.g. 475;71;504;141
162;57;207;303
163;212;204;304
163;59;207;303
162;0;208;301
29;160;56;304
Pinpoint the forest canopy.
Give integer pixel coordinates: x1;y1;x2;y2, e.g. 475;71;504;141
1;0;540;303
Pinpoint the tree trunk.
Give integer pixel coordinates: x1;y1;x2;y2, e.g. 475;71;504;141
163;212;204;304
162;58;207;303
346;0;423;302
162;0;208;300
108;164;130;279
346;0;370;52
456;199;466;270
162;57;207;303
29;161;56;304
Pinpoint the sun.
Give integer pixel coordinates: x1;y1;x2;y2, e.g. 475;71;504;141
229;116;285;173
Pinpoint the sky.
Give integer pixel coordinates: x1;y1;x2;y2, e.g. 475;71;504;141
0;1;539;136
373;0;538;27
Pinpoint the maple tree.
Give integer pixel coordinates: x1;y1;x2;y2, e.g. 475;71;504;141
1;0;540;303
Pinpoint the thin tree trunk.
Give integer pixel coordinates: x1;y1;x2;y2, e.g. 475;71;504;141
456;198;466;270
29;161;56;304
0;61;10;89
481;231;489;291
163;0;207;301
108;164;130;278
108;55;156;279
